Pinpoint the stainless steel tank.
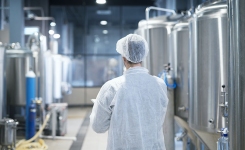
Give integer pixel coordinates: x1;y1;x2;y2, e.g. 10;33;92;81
171;21;189;120
170;17;197;147
6;47;34;106
0;118;18;147
135;16;176;76
189;1;228;149
0;45;5;119
136;15;177;150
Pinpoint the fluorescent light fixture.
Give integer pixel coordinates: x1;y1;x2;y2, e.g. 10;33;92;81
96;0;106;4
49;30;54;35
50;22;56;27
96;10;111;15
53;34;60;39
103;30;108;34
100;20;107;25
24;27;39;35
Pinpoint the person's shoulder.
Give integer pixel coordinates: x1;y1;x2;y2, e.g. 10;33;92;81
103;75;125;89
152;76;167;86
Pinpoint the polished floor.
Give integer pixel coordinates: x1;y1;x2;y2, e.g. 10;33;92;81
20;107;182;150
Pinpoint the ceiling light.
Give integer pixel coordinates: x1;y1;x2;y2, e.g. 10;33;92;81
97;10;111;15
49;30;54;35
103;30;108;34
50;22;56;26
96;0;106;4
53;34;60;39
100;20;107;25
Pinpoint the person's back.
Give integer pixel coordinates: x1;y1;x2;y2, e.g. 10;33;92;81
90;34;169;150
107;67;168;150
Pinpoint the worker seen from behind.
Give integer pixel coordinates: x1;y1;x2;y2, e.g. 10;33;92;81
90;34;169;150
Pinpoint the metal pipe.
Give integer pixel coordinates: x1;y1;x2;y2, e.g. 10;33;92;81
24;7;45;35
145;6;176;74
228;0;245;149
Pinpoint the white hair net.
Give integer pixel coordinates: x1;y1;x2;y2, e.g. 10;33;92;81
116;34;149;63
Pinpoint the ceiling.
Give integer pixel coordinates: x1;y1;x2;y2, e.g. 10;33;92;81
49;0;155;6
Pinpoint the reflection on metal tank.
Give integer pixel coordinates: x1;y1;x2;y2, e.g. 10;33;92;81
6;47;34;106
135;16;175;76
189;1;228;149
0;45;5;119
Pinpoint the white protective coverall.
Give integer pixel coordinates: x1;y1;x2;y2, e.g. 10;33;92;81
90;67;169;150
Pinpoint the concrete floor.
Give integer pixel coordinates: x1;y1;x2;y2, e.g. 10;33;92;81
16;107;183;150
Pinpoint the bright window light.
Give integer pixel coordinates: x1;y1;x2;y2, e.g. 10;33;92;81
96;0;106;4
53;34;60;39
50;22;56;27
103;30;108;34
24;27;39;35
49;30;54;35
100;20;107;25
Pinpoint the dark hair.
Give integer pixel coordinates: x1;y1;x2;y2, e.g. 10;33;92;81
127;60;142;64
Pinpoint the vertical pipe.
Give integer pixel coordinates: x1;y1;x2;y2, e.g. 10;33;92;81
228;0;245;149
0;46;5;119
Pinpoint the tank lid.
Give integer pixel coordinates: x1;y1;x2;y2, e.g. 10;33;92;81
138;15;177;28
6;49;33;57
173;22;189;30
0;118;16;125
196;1;227;14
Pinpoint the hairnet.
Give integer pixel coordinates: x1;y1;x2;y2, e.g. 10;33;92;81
116;34;149;63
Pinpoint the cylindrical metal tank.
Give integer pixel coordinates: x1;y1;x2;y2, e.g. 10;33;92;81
44;51;53;104
228;0;245;149
170;17;197;147
189;1;228;149
171;21;189;120
135;16;176;76
136;15;177;150
6;48;34;106
52;54;62;101
0;45;5;119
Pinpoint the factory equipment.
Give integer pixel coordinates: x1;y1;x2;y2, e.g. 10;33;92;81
25;69;36;140
227;0;245;149
0;118;18;150
43;51;53;104
170;13;197;149
135;15;176;76
189;1;228;149
27;32;47;102
6;45;34;107
52;54;63;102
0;45;5;119
61;56;72;95
135;7;180;150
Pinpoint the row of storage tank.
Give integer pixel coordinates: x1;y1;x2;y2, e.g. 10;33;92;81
0;32;72;120
135;1;227;150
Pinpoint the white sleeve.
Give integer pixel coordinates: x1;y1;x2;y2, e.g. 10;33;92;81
90;81;114;133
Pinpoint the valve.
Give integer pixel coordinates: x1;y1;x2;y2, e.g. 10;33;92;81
219;85;228;118
178;106;187;112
